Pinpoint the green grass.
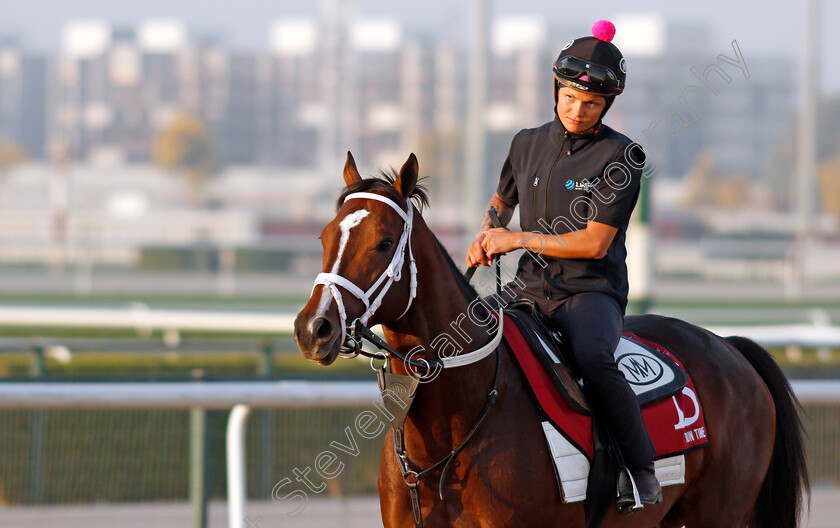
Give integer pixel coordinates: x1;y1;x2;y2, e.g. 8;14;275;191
0;351;373;380
1;341;835;382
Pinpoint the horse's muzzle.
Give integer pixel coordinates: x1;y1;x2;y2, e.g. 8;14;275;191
294;311;341;365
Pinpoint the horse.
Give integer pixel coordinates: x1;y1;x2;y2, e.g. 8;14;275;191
294;152;808;528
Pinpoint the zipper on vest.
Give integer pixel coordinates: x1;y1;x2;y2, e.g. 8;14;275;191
544;150;563;221
545;132;572;223
541;146;563;303
533;151;561;229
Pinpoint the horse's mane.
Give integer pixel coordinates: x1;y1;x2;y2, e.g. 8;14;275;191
432;236;482;303
336;170;483;306
336;169;429;212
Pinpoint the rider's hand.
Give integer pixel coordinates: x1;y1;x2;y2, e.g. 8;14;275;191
481;228;520;260
465;231;492;268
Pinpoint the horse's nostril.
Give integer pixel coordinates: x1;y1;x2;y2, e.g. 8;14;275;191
311;316;334;342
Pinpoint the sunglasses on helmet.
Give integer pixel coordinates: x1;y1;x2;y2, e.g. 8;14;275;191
553;56;620;91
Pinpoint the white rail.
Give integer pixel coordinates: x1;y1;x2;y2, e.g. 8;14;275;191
0;380;382;528
0;304;838;527
0;305;295;334
0;380;828;410
226;405;252;528
0;380;381;409
0;380;837;528
790;380;840;403
707;324;840;348
1;305;840;348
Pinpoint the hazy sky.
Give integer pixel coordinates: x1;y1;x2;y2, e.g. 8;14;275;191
1;0;838;93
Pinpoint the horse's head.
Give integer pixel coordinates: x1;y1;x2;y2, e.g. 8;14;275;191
294;152;425;365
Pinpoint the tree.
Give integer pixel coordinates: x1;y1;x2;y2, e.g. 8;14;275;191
0;139;28;176
681;151;751;210
154;114;218;199
818;152;840;216
767;94;840;209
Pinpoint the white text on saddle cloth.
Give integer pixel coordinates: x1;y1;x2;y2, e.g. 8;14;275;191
672;387;706;443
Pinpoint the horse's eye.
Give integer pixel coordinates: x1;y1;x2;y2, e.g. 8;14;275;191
377;238;393;251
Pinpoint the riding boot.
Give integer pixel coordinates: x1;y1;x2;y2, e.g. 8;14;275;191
616;463;662;510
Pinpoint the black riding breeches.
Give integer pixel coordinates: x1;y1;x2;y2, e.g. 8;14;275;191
513;290;657;470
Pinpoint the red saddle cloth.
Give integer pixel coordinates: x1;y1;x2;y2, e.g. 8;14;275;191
502;314;709;460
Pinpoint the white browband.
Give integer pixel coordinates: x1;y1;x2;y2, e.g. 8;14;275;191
345;192;409;222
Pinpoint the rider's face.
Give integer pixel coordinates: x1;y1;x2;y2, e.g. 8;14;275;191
556;83;607;134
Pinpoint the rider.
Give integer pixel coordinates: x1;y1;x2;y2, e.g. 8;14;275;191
465;20;661;508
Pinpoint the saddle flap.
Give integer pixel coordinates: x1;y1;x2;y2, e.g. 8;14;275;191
504;306;591;415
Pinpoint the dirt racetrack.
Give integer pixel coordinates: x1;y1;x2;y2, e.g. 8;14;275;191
0;488;834;528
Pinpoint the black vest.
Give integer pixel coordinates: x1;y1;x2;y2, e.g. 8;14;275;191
496;116;645;311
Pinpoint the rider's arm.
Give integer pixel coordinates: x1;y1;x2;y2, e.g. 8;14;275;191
482;221;618;260
482;143;644;262
480;193;515;231
466;194;515;268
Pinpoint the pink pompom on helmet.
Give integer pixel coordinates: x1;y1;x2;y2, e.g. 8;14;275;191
552;19;625;97
591;20;616;43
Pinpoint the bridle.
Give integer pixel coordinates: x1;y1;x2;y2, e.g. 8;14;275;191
309;190;505;528
314;191;417;350
311;191;503;375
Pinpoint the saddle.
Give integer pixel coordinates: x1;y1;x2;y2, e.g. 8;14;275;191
502;299;697;527
503;298;689;415
504;298;591;414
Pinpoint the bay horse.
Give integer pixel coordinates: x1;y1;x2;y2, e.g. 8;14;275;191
294;152;808;528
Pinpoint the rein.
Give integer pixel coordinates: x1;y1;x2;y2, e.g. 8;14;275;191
344;317;503;373
311;191;505;528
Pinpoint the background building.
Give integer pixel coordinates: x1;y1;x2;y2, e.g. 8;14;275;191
0;37;47;158
0;14;793;185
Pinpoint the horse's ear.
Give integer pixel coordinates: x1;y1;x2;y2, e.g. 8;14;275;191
395;153;418;198
343;151;361;186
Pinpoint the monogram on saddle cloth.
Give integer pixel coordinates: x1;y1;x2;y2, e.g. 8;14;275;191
502;301;709;503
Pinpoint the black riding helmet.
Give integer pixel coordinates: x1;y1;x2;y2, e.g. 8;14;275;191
553;20;626;119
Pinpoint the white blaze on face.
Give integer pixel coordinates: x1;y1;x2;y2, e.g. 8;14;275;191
315;209;370;316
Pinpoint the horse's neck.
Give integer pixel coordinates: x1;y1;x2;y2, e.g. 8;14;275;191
380;222;499;432
382;221;495;366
